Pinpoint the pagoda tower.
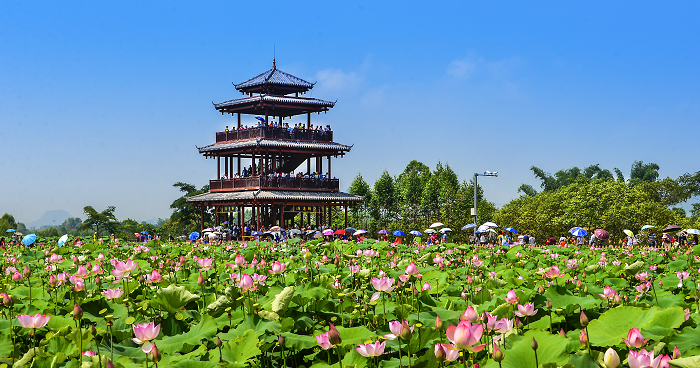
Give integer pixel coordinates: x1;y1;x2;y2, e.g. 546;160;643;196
187;60;363;232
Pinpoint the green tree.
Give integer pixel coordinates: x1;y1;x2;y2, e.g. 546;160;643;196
396;160;431;228
79;206;118;236
348;173;372;229
517;184;538;197
628;161;660;187
61;217;83;231
0;213;18;233
371;170;398;228
163;182;211;235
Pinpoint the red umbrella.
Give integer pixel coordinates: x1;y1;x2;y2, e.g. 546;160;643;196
334;229;346;235
594;229;610;240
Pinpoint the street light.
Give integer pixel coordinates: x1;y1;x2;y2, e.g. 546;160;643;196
473;171;498;227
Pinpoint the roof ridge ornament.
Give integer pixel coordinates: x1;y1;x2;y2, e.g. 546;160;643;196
273;58;276;69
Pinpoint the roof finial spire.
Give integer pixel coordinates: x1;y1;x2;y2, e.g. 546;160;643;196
273;57;276;69
273;45;276;68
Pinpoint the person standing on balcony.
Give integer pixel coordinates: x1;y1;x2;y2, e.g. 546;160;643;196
225;126;229;132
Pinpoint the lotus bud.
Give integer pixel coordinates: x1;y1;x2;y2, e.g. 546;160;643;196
73;303;83;320
23;265;30;277
546;300;552;310
492;343;504;362
91;324;97;336
435;315;443;331
216;336;223;348
673;345;681;359
3;294;14;307
278;335;285;347
515;317;523;329
531;337;538;351
328;323;342;346
538;284;545;293
473;365;479;368
198;273;205;286
580;329;588;347
151;342;161;363
435;343;446;362
400;320;413;340
580;311;588;327
95;275;102;286
107;360;116;368
560;328;566;336
614;294;622;304
603;348;620;368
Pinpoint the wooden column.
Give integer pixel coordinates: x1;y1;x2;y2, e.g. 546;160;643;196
200;207;205;233
237;155;241;176
237;113;241;129
280;203;285;228
252;205;256;230
217;157;221;179
307;113;310;129
215;209;219;227
272;152;277;173
224;157;229;177
328;156;332;178
252;153;256;176
307;158;311;175
344;206;348;229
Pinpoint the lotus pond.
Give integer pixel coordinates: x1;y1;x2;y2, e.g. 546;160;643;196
2;238;700;368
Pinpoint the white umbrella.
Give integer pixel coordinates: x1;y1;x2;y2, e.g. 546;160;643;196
439;228;452;233
58;234;69;247
482;222;498;228
462;224;476;230
424;229;437;234
477;224;491;231
487;228;497;234
353;229;367;236
430;222;444;228
687;229;700;235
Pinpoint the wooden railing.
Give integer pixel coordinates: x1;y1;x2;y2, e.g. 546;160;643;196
216;127;333;143
210;177;340;192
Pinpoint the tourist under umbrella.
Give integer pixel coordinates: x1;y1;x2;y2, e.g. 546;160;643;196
58;234;69;247
570;227;587;237
594;229;610;240
430;222;444;228
334;229;346;235
504;227;519;234
482;222;498;228
378;229;389;235
664;225;682;232
323;229;334;236
424;229;437;234
461;224;476;230
393;230;406;237
189;232;199;241
641;225;655;231
22;234;37;246
687;229;700;235
409;230;421;236
6;229;15;233
439;228;452;233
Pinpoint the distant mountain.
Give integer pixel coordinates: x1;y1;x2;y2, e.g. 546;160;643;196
26;210;73;229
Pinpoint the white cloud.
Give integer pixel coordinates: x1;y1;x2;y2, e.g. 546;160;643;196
360;85;389;108
315;68;362;91
447;54;483;78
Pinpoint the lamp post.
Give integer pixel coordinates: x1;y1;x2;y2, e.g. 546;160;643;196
473;171;498;227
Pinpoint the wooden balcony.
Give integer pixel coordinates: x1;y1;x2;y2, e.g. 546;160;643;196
210;176;340;192
216;126;333;143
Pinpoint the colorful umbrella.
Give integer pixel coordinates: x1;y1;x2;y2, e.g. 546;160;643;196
334;229;346;235
22;234;37;246
687;229;700;235
393;230;406;237
504;227;518;234
58;234;69;247
189;232;199;241
570;228;587;237
462;224;476;230
664;225;682;232
270;226;281;231
641;225;655;231
323;229;334;235
5;229;15;232
378;229;389;235
430;222;444;228
594;229;610;240
409;230;421;236
623;229;634;237
482;222;498;228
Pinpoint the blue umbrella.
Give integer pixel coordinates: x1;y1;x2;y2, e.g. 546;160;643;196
641;225;655;231
6;229;16;233
378;229;389;235
409;230;421;236
475;229;485;234
570;228;588;237
141;231;149;235
505;227;519;234
393;230;406;237
22;234;37;246
252;231;261;236
255;116;266;123
189;232;200;241
461;224;476;230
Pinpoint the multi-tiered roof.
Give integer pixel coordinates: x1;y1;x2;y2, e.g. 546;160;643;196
187;61;362;231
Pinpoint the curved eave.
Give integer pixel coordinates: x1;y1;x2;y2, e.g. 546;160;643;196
186;190;364;204
214;95;335;116
197;139;353;154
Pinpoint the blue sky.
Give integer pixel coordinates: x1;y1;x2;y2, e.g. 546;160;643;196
1;1;699;225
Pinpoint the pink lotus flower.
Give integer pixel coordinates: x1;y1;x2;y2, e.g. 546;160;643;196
12;271;23;282
494;318;514;334
103;288;124;300
348;265;360;274
74;280;85;291
461;306;478;323
315;332;334;349
146;270;162;283
371;277;395;292
48;253;64;264
405;262;419;276
75;265;89;278
197;257;214;271
239;274;253;292
114;259;137;275
234;254;245;267
603;348;620;368
676;272;690;287
628;349;662;368
269;262;286;275
132;321;161;353
82;350;96;356
505;289;519;304
422;282;431;291
446;320;486;352
544;265;563;279
514;302;538;317
385;320;414;340
622;328;648;348
599;286;616;299
17;314;50;329
482;312;498;332
355;340;386;357
435;343;460;362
